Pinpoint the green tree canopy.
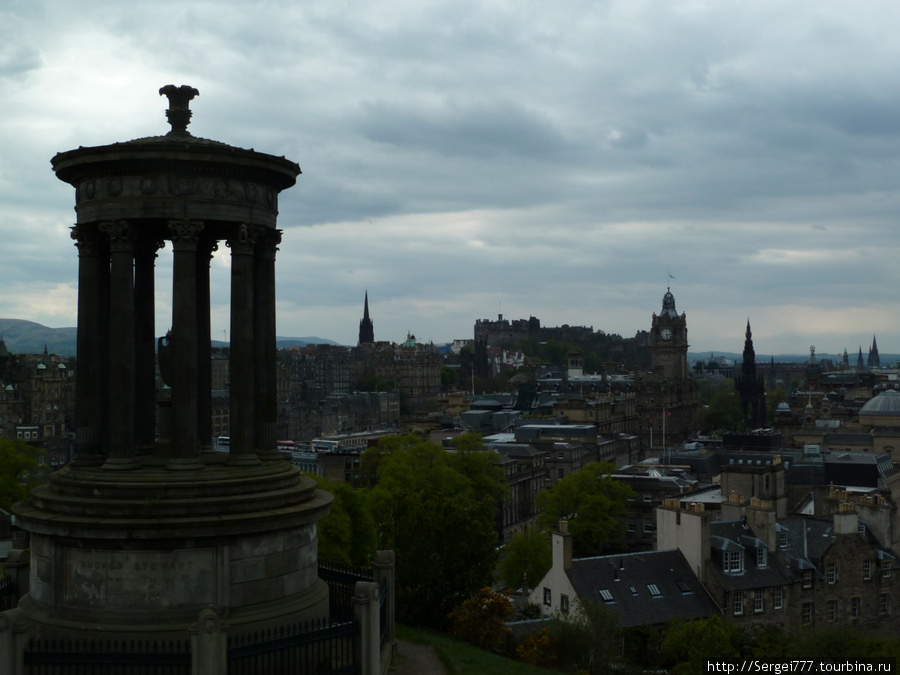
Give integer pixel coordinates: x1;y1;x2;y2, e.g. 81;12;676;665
700;379;745;434
361;434;507;629
311;476;376;568
499;527;551;589
0;439;48;512
537;462;633;557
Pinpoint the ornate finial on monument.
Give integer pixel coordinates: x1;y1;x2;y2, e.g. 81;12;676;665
159;84;200;135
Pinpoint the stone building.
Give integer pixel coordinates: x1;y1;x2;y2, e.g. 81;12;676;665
658;498;900;636
636;289;700;455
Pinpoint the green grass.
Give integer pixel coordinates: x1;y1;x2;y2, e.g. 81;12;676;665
394;624;558;675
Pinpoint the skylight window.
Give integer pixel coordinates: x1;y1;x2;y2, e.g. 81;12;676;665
599;589;614;602
647;584;661;597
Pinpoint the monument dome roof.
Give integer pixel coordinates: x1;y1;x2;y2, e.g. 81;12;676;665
861;390;900;416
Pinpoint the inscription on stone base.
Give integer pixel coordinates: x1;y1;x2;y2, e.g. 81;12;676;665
64;549;215;610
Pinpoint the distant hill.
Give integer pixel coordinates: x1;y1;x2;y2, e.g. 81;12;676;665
0;319;77;356
0;319;339;356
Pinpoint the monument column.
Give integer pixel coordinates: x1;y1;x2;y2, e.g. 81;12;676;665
70;225;108;465
99;220;138;470
197;237;217;453
168;220;205;469
255;229;281;460
134;236;163;453
227;224;260;466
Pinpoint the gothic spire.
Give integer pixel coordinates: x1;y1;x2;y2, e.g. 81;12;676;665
358;291;374;345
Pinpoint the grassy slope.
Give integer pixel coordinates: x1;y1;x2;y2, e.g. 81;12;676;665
395;624;557;675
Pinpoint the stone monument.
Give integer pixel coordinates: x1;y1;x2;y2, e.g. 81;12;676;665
12;85;332;640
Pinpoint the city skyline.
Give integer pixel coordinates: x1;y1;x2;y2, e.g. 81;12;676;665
2;1;899;354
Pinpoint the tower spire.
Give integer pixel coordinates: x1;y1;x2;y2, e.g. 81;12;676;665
358;291;374;345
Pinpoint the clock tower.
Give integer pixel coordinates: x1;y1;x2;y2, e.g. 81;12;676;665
637;288;700;457
650;288;689;380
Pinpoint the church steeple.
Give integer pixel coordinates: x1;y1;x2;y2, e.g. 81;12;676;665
868;335;880;368
736;319;766;428
358;291;374;345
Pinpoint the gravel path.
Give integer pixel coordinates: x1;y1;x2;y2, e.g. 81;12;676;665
389;639;448;675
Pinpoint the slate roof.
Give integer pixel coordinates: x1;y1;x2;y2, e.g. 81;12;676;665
566;549;719;628
709;521;794;591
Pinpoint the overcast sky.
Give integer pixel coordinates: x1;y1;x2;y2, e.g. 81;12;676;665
2;1;899;357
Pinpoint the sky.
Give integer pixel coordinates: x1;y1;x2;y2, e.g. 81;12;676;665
2;0;899;357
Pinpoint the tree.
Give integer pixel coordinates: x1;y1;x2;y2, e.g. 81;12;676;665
0;439;47;512
448;587;513;651
440;365;459;392
311;476;376;567
361;434;507;629
537;462;633;557
661;616;741;675
499;527;551;589
700;380;745;434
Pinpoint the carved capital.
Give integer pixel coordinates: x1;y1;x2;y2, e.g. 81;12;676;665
70;225;104;255
99;221;133;252
168;220;205;250
257;229;282;260
226;223;260;254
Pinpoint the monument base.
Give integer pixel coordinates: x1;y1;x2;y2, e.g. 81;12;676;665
13;453;332;640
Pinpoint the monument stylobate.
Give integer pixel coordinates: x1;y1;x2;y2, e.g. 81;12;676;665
13;86;333;641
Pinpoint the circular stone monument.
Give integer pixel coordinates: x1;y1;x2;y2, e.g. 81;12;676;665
14;85;332;640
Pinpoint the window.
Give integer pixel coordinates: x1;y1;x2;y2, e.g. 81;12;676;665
864;559;873;581
754;591;764;613
880;594;889;616
884;561;893;578
725;550;743;573
629;585;638;596
733;591;744;616
802;570;813;589
778;531;788;549
627;518;636;533
647;584;661;597
543;587;551;606
801;602;813;626
827;562;836;584
599;589;613;602
643;493;653;503
557;469;564;480
773;587;784;610
643;518;653;533
561;594;570;613
851;596;860;620
756;547;767;568
826;600;836;622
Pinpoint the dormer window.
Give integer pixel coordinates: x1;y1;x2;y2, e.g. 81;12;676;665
725;549;743;573
778;531;788;549
756;547;767;568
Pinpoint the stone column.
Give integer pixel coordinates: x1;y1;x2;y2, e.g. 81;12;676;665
70;225;108;465
168;220;205;470
197;237;217;453
372;550;395;654
227;224;260;466
255;229;281;460
134;236;163;454
190;608;227;675
99;221;138;470
353;581;381;675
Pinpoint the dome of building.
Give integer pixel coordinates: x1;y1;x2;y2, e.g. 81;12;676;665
777;402;791;412
860;390;900;416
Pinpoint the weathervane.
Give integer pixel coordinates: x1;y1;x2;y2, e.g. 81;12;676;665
159;84;199;135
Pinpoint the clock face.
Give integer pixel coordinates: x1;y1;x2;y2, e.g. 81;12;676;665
661;328;672;341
